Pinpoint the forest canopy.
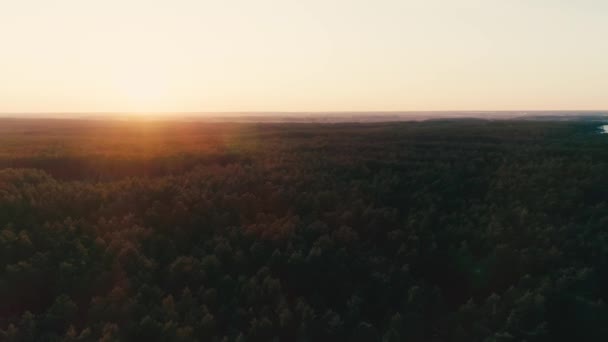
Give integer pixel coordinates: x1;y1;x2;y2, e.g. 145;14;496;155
1;118;608;341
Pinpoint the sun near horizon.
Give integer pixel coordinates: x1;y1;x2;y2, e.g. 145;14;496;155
1;0;608;114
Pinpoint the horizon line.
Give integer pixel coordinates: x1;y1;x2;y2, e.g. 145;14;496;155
1;110;608;115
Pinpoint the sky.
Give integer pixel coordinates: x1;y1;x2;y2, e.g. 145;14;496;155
1;0;607;113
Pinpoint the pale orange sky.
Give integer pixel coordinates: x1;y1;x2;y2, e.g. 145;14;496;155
1;0;607;113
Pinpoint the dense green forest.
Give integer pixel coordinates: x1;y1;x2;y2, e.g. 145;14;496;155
1;118;608;341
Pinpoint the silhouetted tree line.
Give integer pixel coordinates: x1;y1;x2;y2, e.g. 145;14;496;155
1;119;608;341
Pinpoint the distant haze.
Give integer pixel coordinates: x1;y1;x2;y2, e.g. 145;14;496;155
1;0;607;113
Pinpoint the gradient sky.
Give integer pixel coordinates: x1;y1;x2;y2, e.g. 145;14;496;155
1;0;607;113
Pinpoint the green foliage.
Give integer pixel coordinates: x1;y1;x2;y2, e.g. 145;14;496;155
1;119;608;341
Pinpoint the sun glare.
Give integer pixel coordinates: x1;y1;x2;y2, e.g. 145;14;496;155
114;67;171;113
